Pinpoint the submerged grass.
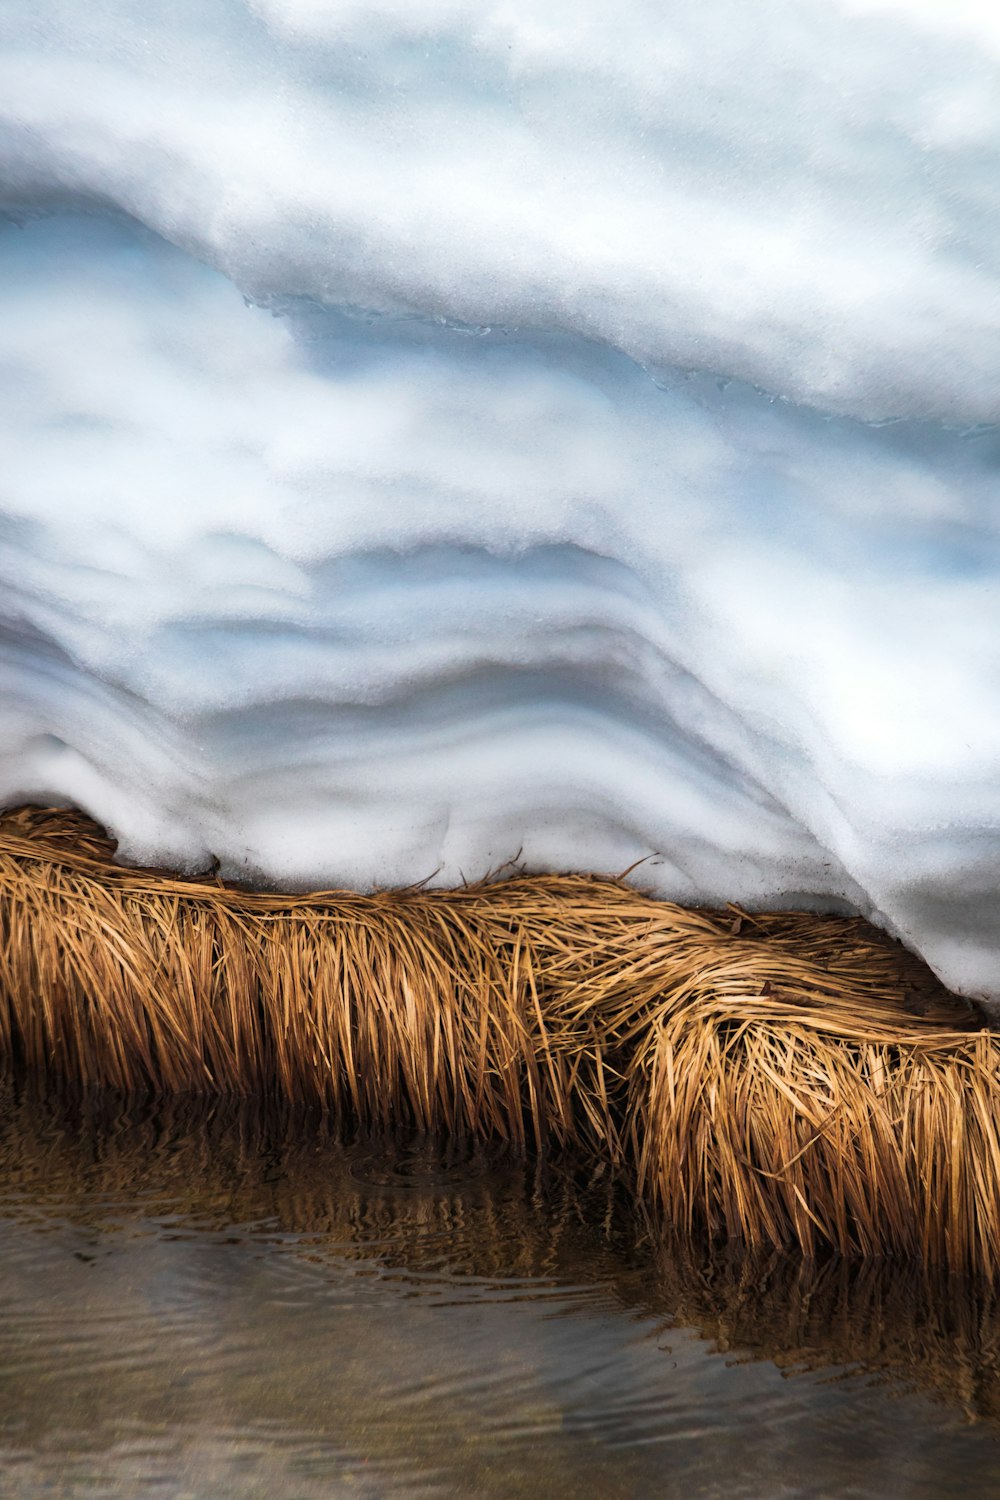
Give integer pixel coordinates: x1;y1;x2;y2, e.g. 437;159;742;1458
6;1085;1000;1425
1;803;997;1272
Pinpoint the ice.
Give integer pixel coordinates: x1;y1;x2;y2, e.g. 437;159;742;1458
0;3;999;1004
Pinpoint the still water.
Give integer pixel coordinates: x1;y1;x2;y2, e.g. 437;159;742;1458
1;1086;1000;1499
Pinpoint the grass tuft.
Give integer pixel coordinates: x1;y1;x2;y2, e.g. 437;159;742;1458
1;803;996;1271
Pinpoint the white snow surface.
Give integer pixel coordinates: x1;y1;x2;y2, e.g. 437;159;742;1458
1;1;999;1003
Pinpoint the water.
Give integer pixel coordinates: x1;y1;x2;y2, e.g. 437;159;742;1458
1;1087;999;1498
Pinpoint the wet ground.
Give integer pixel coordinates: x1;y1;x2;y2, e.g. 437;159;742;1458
1;1085;999;1498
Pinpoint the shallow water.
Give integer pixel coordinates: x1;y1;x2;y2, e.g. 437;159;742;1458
1;1089;1000;1498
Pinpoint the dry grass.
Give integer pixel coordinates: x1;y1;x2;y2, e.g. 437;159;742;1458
1;803;997;1272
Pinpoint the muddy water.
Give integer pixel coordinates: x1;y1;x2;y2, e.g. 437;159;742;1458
1;1087;999;1498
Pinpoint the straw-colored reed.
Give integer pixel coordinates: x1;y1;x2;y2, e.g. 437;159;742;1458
1;803;996;1272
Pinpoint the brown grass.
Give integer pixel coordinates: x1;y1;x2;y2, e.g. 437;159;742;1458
1;803;997;1272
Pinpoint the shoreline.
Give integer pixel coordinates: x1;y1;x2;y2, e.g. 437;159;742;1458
1;803;996;1273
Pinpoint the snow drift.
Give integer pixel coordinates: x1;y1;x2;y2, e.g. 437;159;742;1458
1;0;999;1003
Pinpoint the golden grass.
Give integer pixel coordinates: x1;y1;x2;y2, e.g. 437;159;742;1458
1;803;997;1272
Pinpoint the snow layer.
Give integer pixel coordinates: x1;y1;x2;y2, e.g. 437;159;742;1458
1;2;999;1003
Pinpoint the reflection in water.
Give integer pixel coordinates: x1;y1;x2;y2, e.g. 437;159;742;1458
1;1085;1000;1498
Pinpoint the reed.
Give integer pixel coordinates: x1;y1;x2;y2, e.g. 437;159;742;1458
1;803;996;1271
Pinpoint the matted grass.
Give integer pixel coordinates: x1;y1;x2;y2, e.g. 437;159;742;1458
1;803;996;1272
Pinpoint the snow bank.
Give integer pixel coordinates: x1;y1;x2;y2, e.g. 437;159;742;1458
1;2;999;1003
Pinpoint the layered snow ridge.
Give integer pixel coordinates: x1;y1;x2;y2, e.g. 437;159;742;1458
1;1;999;1003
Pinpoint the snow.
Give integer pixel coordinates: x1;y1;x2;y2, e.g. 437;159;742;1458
1;2;999;1004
